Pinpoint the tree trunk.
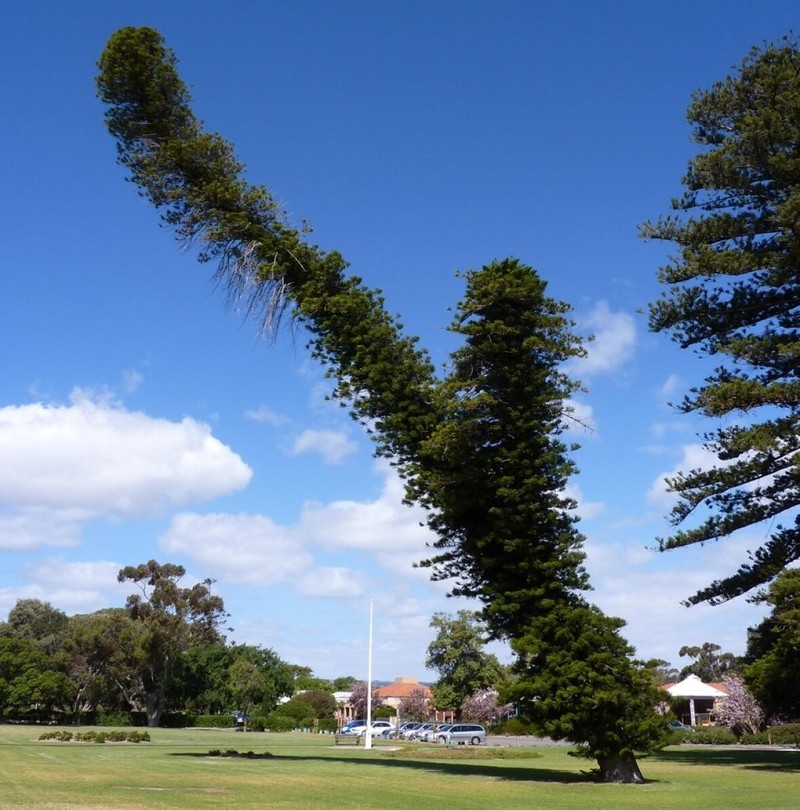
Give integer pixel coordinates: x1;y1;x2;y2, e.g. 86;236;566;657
596;751;645;784
145;688;163;728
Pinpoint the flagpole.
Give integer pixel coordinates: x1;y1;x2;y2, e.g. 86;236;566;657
365;599;374;750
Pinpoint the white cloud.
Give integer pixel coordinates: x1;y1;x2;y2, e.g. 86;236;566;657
586;532;770;661
244;405;288;426
160;512;312;586
0;392;252;550
122;370;144;394
658;373;682;401
0;507;88;551
564;483;604;521
574;301;636;377
290;429;357;464
299;464;430;553
296;567;366;598
562;398;596;436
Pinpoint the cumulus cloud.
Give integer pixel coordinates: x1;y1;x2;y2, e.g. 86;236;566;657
573;301;636;377
299;465;429;553
0;392;252;549
160;462;436;597
290;429;357;464
0;507;88;551
296;567;366;598
161;512;312;586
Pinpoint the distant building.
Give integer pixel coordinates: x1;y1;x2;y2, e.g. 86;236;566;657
661;674;728;726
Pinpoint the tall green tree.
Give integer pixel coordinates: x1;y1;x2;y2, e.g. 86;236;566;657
96;28;667;781
0;637;74;719
743;568;800;720
117;560;227;726
425;611;502;715
229;645;294;714
642;35;800;606
677;642;739;682
2;599;68;655
60;608;137;714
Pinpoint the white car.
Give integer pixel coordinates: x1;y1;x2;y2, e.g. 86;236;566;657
356;720;394;737
339;720;367;735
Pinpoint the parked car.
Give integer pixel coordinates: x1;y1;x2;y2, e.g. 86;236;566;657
356;720;394;737
397;722;424;739
423;723;452;742
668;720;694;732
407;722;436;740
339;720;366;735
438;723;486;745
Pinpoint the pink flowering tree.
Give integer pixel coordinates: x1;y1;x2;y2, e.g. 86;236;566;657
398;688;432;721
348;680;384;719
460;687;513;725
714;675;763;737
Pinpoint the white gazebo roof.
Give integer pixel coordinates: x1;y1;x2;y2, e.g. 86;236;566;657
666;674;727;698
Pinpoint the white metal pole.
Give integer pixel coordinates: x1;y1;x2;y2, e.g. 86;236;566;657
365;599;374;750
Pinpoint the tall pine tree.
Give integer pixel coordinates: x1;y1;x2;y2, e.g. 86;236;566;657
643;35;800;605
97;27;666;780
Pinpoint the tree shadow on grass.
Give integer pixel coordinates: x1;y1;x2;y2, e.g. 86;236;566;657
653;747;800;773
170;751;622;784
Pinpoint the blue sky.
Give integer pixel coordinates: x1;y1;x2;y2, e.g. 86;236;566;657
2;1;797;681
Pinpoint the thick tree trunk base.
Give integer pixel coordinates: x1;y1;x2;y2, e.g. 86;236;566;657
597;752;645;784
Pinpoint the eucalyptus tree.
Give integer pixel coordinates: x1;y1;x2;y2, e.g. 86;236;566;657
117;560;227;726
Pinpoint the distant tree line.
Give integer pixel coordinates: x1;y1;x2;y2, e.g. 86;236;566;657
0;561;356;729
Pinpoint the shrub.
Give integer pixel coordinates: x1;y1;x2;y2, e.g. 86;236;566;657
318;718;338;733
686;726;738;745
739;731;770;744
768;723;800;746
491;717;536;736
159;712;187;728
97;711;131;727
265;715;295;732
188;714;236;728
247;716;266;732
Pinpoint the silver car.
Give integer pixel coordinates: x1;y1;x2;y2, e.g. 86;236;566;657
438;723;486;745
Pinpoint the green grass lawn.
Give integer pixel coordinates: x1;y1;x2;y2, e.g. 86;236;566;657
0;725;797;809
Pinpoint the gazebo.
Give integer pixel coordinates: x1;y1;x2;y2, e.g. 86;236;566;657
664;674;728;726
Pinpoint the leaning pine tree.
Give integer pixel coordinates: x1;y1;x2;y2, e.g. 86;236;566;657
96;26;668;781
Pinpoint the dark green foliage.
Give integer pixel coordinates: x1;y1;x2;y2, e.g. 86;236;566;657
0;636;74;719
683;726;738;745
425;611;502;713
265;714;296;732
642;35;800;605
295;688;337;719
95;28;669;782
766;722;800;745
188;713;236;728
117;560;228;726
3;599;68;655
317;717;338;732
413;262;589;633
41;730;151;743
491;716;536;736
272;697;315;726
508;601;668;779
678;642;739;681
743;569;800;720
